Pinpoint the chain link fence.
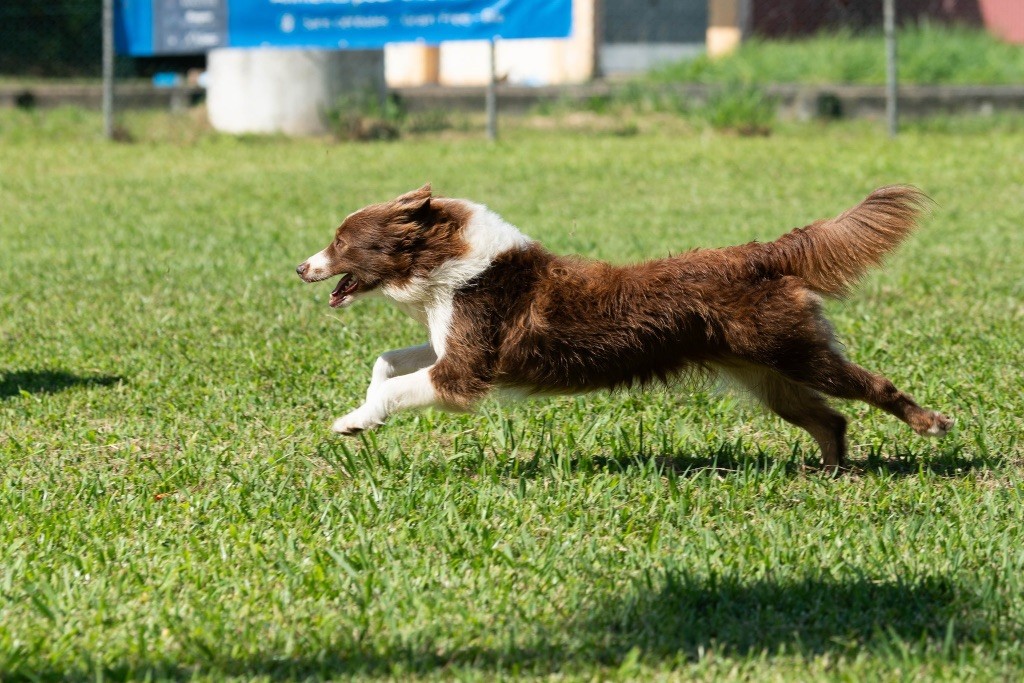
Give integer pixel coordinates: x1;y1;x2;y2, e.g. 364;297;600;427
0;0;203;79
0;1;102;77
748;0;989;36
598;0;1005;75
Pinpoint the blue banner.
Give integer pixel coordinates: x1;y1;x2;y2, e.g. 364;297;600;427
116;0;573;56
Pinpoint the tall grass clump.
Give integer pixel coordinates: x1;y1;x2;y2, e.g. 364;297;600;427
539;81;776;136
700;83;776;135
651;23;1024;85
326;90;457;141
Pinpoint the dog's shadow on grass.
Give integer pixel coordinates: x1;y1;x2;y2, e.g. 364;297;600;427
853;447;997;478
584;446;988;480
266;573;980;677
0;369;123;399
565;570;983;667
35;573;984;681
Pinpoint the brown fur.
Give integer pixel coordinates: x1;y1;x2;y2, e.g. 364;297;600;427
755;184;931;297
300;185;953;468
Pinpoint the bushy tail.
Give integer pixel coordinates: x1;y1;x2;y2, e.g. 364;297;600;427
760;185;930;298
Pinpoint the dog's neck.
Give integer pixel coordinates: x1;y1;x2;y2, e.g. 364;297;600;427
381;201;532;355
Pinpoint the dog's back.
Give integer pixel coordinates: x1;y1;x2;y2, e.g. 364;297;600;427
457;186;927;395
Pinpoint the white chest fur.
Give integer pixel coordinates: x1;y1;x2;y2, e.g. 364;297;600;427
382;202;532;359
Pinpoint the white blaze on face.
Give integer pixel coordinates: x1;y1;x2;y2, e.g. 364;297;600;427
304;247;334;281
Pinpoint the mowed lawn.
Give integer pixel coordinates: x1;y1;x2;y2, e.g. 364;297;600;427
1;110;1023;681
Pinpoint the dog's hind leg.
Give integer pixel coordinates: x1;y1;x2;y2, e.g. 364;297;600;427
721;364;849;469
779;351;954;439
732;281;951;452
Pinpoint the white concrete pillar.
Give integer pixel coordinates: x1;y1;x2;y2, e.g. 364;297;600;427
207;48;385;136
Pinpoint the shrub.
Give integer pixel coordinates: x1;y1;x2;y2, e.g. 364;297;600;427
700;84;776;136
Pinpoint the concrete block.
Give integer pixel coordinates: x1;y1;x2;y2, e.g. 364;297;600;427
207;47;384;136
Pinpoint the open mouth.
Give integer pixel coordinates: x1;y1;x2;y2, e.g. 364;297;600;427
329;273;360;308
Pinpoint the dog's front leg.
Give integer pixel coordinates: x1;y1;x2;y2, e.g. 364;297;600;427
364;343;437;400
332;366;444;435
333;344;436;435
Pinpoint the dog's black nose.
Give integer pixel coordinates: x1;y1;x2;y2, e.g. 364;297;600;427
296;263;308;277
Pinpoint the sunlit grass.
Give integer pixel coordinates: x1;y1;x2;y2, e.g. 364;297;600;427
1;109;1023;680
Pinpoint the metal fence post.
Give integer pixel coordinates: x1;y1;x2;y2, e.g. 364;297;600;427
102;0;115;140
884;0;898;138
486;38;498;141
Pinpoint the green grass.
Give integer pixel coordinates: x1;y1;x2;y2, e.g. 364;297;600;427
560;82;779;136
2;108;1024;681
653;23;1024;85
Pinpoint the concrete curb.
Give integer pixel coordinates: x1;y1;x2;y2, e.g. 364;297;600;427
0;82;203;111
3;81;1024;120
392;83;1024;119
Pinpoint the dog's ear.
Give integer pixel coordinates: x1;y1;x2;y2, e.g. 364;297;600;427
394;184;433;221
395;183;432;207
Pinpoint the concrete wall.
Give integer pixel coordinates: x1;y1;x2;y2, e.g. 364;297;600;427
387;0;597;86
601;0;707;73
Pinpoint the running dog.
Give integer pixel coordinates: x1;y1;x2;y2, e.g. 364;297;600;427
296;184;952;468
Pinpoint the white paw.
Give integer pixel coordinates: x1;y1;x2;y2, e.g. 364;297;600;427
331;409;382;436
922;412;954;438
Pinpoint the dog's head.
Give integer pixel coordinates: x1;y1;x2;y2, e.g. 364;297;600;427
296;184;467;308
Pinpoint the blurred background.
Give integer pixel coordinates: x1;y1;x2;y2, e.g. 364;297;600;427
0;0;1022;137
2;1;1022;80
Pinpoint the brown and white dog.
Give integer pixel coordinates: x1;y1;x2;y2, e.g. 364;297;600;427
296;184;952;468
